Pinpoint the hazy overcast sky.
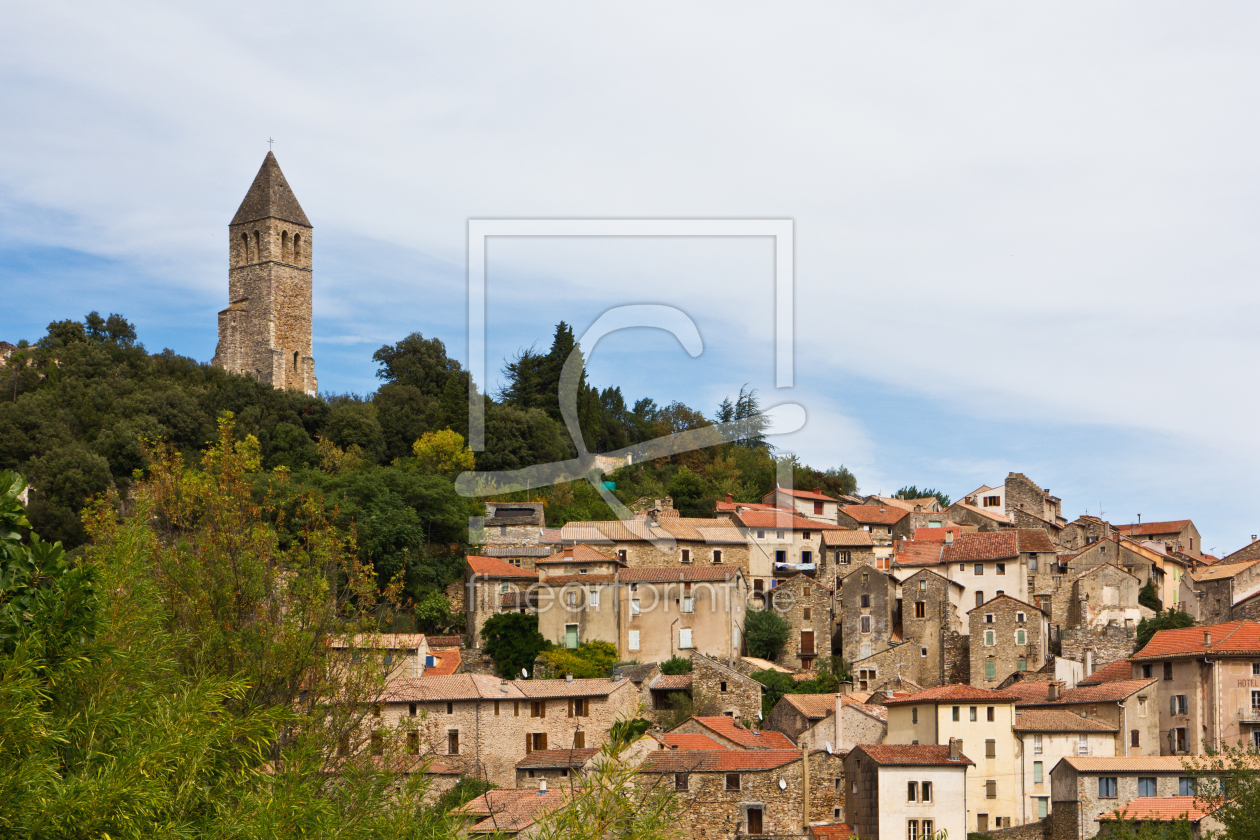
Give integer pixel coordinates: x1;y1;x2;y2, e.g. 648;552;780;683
3;3;1259;552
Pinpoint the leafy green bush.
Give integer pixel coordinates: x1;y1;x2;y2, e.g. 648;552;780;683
744;606;791;660
1135;608;1195;652
481;612;551;678
659;655;693;675
539;640;620;678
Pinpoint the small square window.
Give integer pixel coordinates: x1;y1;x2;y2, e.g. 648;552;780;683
725;773;741;791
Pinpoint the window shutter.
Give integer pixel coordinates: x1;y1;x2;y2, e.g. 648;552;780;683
568;699;574;718
680;628;693;649
526;733;532;754
629;630;640;651
540;733;547;750
1170;696;1177;715
540;700;546;719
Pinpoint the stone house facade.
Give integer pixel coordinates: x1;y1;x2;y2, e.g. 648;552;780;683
763;486;842;524
637;748;846;839
844;744;971;840
558;513;749;576
465;555;541;649
767;573;833;671
822;529;878;587
1116;519;1202;559
765;693;887;754
839;566;899;670
1060;516;1114;553
1049;755;1199;840
514;747;599;788
212;152;317;394
376;674;641;787
1010;679;1161;758
968;595;1049;689
837;505;913;562
327;633;431;683
731;508;837;592
1003;473;1065;529
479;502;558;570
690;652;763;721
1182;559;1260;625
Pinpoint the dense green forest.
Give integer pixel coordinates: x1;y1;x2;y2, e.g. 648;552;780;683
0;313;858;631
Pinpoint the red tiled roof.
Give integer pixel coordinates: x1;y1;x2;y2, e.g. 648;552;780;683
999;681;1058;705
1132;620;1260;661
882;684;1020;705
467;555;539;579
426;649;461;676
563;543;618;563
652;674;693;691
850;744;974;767
736;510;842;530
1117;520;1192;537
684;717;797;749
1013;709;1117;732
965;593;1043;615
1098;796;1221;823
640;749;804;773
770;487;839;503
516;678;628;699
515;748;600;769
426;636;463;649
1078;660;1135;686
840;505;909;525
810;825;855;839
895;540;945;567
618;566;740;583
383;674;520;701
716;500;785;513
1192;560;1260;582
1061;756;1207;773
660;733;726;750
459;789;568;834
781;693;837;720
822;529;876;547
1019;679;1156;706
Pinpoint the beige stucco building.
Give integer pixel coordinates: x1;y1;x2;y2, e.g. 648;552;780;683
1011;708;1117;823
844;743;972;840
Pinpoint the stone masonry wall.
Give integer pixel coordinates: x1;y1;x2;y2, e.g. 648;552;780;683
771;575;834;670
1060;625;1135;673
692;653;762;721
971;597;1044;688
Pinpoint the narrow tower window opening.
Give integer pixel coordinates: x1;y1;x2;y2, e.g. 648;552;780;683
253;230;260;262
293;351;299;375
240;232;249;264
281;230;289;261
293;233;301;265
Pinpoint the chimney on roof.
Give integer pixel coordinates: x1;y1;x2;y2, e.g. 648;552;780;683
949;737;960;761
945;531;955;544
726;494;733;503
500;680;509;694
814;487;821;495
1205;630;1212;646
566;673;573;683
1048;681;1062;701
539;779;547;793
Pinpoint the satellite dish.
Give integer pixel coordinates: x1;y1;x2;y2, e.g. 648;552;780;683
779;778;787;790
522;668;529;678
826;741;834;755
757;711;763;720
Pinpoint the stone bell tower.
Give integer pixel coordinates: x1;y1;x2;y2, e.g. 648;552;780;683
212;152;317;394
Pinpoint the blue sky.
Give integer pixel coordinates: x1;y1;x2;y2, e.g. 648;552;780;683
3;3;1260;554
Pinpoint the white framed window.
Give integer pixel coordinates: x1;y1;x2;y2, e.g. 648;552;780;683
683;595;694;613
589;588;600;608
1034;734;1043;754
631;599;641;616
628;630;640;651
777;530;785;539
679;628;693;649
1016;612;1025;623
757;530;765;539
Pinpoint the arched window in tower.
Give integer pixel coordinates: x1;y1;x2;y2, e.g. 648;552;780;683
281;230;289;262
240;232;249;264
293;233;301;265
253;230;261;262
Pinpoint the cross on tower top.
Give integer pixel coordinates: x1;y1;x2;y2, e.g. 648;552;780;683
268;137;274;150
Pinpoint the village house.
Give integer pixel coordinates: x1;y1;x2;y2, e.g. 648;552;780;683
637;748;846;839
1004;678;1161;757
629;653;762;722
1049;756;1212;840
1116;519;1203;559
764;692;887;754
327;632;431;682
514;748;600;788
764;485;842;524
465;555;540;649
847;567;966;690
946;497;1013;533
1060;516;1115;553
375;673;641;787
1129;619;1260;754
838;566;899;681
558;508;750;575
821;529;878;586
968;595;1050;689
1061;537;1189;617
836;505;912;562
940;529;1055;616
766;573;833;671
843;743;972;840
455;787;568;836
729;507;840;594
479;502;560;570
882;684;1024;832
1180;558;1260;624
1011;708;1118;823
667;715;797;750
1096;796;1225;839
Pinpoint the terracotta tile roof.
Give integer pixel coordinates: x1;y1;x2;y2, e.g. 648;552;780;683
840;505;910;525
810;825;855;839
459;788;567;834
770;487;839;503
563;543;618;563
467;555;539;579
822;529;876;547
559;517;746;544
895;544;947;567
850;744;974;767
840;696;888;721
327;633;426;650
1078;660;1135;686
1117;520;1192;537
540;528;563;543
382;674;521;701
873;496;940;512
999;681;1057;705
740;656;792;673
948;501;1011;524
781;693;837;720
618;566;740;583
684;717;797;749
1019;679;1157;706
1059;756;1203;773
651;674;693;691
660;733;726;750
639;749;804;773
1012;709;1117;732
426;636;463;649
515;678;626;699
716;500;785;513
515;748;599;769
485;546;556;558
1192;560;1260;582
425;649;461;676
883;684;1020;705
1132;620;1260;661
736;510;842;530
1098;796;1222;823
